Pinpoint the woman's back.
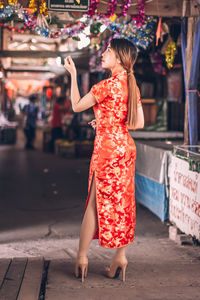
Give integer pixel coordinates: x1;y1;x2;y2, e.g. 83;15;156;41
91;70;128;129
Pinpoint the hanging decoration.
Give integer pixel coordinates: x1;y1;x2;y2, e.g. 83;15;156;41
131;0;146;27
87;0;99;17
120;0;131;17
106;0;117;18
108;16;156;49
90;21;102;36
37;0;49;32
0;0;152;46
94;14;113;27
156;17;166;46
90;36;101;50
0;0;4;9
110;13;117;21
0;21;27;33
0;3;90;38
165;41;176;69
29;0;38;13
39;0;48;17
8;0;18;5
37;13;49;31
0;5;15;18
150;51;166;75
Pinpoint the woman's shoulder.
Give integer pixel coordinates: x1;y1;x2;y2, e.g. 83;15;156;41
94;76;113;87
90;77;113;95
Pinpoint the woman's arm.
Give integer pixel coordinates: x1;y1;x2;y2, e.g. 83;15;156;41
127;106;144;130
64;56;97;112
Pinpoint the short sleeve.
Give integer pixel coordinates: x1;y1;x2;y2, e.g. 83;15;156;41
136;86;142;107
90;79;111;104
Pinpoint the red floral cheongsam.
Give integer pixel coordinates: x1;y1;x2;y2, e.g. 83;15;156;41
85;70;142;249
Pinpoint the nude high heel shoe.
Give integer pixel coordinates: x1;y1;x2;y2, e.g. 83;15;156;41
75;256;88;282
105;256;128;282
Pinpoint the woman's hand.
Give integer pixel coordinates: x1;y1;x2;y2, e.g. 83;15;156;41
64;56;76;76
88;119;96;130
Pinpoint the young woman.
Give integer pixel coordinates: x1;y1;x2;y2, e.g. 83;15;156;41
64;38;144;282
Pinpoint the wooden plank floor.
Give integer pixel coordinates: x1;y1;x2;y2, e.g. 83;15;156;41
0;259;11;288
0;257;44;300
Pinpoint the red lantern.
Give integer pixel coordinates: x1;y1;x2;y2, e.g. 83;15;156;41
46;87;52;98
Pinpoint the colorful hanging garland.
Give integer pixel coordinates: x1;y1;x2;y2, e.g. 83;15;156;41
87;0;99;17
106;0;117;18
108;16;155;49
0;0;153;45
0;5;17;18
120;0;131;17
8;0;18;5
0;0;4;9
131;0;146;27
29;0;38;13
0;3;90;38
0;21;27;33
165;41;176;69
0;0;147;27
28;0;48;16
39;0;48;17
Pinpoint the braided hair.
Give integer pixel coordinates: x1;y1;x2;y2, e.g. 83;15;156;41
110;38;138;127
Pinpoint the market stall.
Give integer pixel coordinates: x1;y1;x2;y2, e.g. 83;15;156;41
169;146;200;241
0;111;18;144
133;140;174;221
0;1;199;229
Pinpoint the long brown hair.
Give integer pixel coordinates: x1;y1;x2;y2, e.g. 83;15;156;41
110;38;138;127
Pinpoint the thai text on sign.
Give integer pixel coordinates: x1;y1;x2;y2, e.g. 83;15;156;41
48;0;89;11
169;155;200;240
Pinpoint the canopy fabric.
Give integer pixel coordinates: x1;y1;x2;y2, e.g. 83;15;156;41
181;17;200;146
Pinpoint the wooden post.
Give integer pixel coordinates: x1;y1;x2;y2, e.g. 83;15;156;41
0;28;4;112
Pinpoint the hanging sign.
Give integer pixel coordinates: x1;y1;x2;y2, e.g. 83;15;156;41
48;0;89;12
169;155;200;241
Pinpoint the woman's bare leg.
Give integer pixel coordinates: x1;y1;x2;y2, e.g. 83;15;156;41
113;245;127;259
106;245;128;281
77;173;98;258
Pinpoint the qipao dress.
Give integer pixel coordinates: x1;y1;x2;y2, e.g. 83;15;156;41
85;70;142;249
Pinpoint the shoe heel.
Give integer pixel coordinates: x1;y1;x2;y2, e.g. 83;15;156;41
75;256;88;282
122;264;127;282
81;264;88;283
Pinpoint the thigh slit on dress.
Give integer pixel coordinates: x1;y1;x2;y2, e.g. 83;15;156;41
84;149;136;249
84;170;100;240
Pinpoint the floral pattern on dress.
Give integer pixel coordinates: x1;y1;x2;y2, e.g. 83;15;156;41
85;70;141;249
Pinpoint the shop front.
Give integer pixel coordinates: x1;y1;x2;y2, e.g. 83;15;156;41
169;146;200;241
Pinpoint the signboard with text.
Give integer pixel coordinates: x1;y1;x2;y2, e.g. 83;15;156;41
48;0;89;12
169;156;200;240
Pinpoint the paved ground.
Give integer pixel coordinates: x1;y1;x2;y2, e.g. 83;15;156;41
0;129;200;299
